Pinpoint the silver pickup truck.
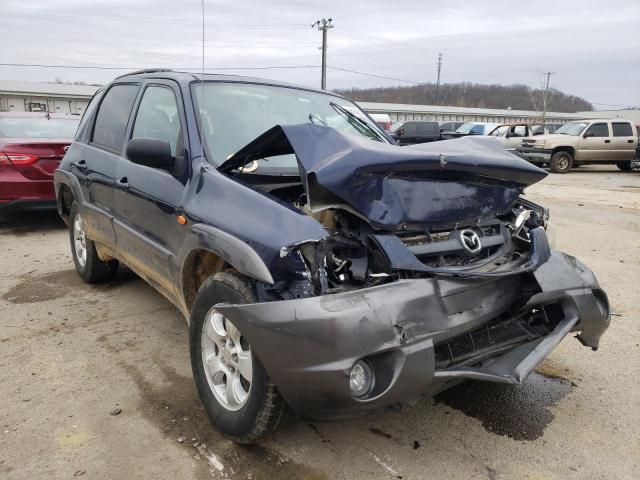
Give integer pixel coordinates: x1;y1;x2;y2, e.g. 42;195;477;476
516;119;638;173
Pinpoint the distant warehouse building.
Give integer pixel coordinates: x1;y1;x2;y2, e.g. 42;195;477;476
0;80;99;115
357;101;586;125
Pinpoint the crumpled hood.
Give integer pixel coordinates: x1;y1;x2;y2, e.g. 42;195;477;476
219;124;547;230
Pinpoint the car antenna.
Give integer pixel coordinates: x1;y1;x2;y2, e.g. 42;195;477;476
199;0;205;164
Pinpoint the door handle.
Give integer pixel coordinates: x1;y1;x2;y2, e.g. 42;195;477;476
604;139;611;143
71;159;87;170
116;177;129;190
628;139;635;143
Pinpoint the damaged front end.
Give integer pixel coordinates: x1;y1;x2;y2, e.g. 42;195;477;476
216;124;610;420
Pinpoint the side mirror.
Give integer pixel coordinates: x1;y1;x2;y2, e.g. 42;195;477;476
397;128;405;137
583;131;594;138
126;138;174;170
505;132;513;138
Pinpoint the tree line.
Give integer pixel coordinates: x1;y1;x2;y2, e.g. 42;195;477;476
334;82;593;112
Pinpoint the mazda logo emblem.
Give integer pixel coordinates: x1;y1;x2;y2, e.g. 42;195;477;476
460;229;482;254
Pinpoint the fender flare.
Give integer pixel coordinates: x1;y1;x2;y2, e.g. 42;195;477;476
185;223;274;285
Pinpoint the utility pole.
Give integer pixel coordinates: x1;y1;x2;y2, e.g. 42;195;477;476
435;53;443;105
541;71;555;123
312;18;333;90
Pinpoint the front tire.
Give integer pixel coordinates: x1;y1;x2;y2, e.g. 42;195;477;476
549;151;573;173
616;161;632;171
69;203;118;283
190;272;287;443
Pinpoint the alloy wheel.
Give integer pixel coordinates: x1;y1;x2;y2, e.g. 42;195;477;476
73;214;87;267
201;308;253;411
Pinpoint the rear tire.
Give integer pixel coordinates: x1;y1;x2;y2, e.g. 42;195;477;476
190;272;288;444
549;151;573;173
616;161;632;171
68;203;118;283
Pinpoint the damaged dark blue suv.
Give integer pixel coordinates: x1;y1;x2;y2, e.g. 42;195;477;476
54;70;610;443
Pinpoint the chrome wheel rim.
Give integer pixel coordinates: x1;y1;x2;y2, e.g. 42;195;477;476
73;214;87;267
201;308;252;411
558;156;569;169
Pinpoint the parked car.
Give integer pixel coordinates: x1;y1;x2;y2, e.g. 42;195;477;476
545;123;563;134
516;119;638;173
441;122;501;139
0;112;79;211
390;120;441;145
54;70;609;444
439;121;464;133
489;123;547;151
368;113;392;131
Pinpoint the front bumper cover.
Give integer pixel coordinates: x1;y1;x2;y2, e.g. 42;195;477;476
516;147;553;163
216;250;609;421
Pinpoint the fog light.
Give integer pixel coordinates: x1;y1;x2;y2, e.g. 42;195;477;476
349;360;373;397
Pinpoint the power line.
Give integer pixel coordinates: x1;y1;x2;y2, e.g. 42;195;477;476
1;10;307;29
0;63;320;71
327;66;422;85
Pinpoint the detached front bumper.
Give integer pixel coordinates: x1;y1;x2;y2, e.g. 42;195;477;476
216;251;609;421
516;147;552;163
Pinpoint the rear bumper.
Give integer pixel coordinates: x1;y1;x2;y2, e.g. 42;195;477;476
0;168;56;207
516;148;552;163
216;250;609;421
0;199;57;211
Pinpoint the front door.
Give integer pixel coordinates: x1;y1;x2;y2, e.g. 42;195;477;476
111;82;189;299
578;122;613;161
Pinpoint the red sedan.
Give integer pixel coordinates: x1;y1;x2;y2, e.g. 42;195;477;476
0;112;79;211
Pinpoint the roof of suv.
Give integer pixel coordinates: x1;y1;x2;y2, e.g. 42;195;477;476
112;69;335;97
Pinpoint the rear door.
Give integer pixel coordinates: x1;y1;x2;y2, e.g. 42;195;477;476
610;122;636;160
579;122;612;161
76;83;139;246
112;81;188;297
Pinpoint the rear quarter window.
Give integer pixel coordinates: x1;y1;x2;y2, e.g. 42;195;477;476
91;84;139;152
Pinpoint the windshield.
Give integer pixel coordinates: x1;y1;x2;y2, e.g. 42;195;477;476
192;82;388;169
555;122;589;136
0;117;79;138
456;123;476;134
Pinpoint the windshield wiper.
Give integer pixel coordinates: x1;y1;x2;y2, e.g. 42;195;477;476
329;102;386;142
309;113;327;126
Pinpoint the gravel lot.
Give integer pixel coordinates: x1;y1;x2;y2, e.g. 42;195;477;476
1;165;639;480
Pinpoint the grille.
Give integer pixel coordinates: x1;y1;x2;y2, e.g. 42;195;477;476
434;306;563;368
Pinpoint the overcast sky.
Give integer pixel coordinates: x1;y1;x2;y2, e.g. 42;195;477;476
1;0;639;109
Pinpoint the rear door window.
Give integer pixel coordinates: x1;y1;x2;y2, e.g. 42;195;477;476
612;122;633;137
91;84;139;152
585;123;610;137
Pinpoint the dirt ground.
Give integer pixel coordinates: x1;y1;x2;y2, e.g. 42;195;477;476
1;165;639;480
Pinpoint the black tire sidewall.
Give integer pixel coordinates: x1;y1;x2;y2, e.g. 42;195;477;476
189;274;271;440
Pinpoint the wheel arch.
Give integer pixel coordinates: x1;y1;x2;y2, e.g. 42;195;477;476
179;224;275;314
551;145;575;158
54;170;86;225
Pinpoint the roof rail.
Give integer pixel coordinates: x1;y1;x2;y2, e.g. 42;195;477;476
114;68;173;79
